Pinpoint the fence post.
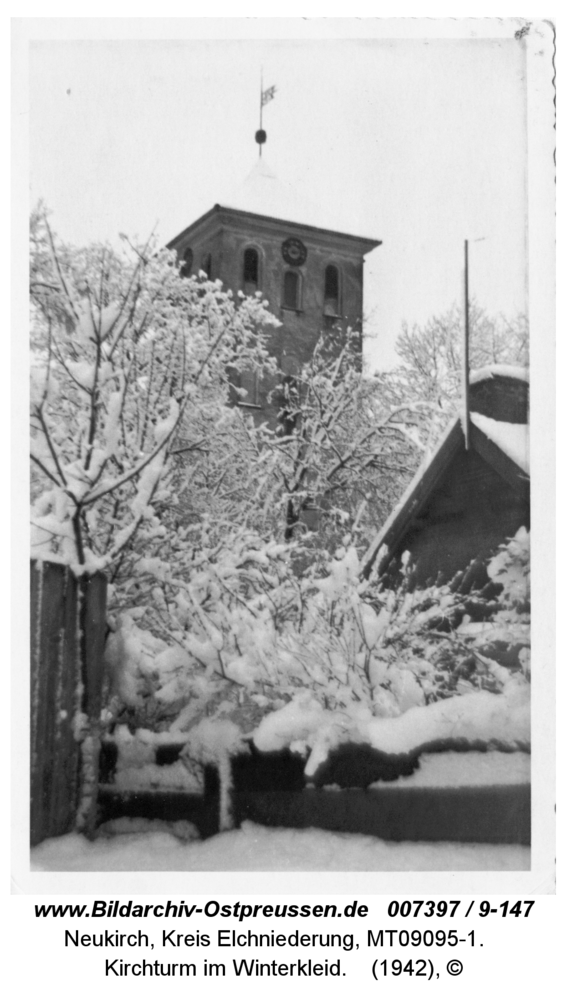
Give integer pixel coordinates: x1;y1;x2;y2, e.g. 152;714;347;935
30;560;107;846
76;572;107;838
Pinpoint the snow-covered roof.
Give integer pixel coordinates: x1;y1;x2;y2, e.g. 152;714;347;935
361;416;463;576
361;401;530;580
217;157;380;244
469;365;529;385
471;412;530;475
168;156;381;251
220;158;322;228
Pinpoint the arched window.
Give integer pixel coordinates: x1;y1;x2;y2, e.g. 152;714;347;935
324;264;340;316
243;248;259;295
283;270;300;310
201;252;212;279
180;246;193;278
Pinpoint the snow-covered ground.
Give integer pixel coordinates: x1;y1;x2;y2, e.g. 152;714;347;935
30;821;529;872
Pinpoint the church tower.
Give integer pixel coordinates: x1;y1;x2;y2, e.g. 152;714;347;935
167;137;380;424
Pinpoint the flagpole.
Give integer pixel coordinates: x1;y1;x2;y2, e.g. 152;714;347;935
462;236;485;450
256;75;275;157
259;68;264;156
463;239;470;450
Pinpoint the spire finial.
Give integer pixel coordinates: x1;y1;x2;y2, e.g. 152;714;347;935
256;69;276;158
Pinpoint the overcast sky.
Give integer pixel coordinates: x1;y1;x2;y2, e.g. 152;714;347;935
29;21;529;370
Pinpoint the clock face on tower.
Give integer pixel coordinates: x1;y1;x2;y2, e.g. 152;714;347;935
281;237;307;266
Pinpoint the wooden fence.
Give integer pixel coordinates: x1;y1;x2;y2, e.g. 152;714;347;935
30;560;107;847
97;738;531;845
29;560;530;849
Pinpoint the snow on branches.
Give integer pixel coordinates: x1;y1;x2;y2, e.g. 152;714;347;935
243;332;423;548
104;525;530;772
30;213;278;574
29;214;530;789
376;301;529;411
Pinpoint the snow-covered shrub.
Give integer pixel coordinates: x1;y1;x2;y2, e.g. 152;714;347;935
247;528;530;771
486;526;530;610
105;528;529;766
102;523;301;734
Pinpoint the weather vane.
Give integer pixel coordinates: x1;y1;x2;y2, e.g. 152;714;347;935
255;69;277;157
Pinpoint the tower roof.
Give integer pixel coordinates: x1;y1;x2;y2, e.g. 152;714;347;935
221;158;324;230
168;157;380;255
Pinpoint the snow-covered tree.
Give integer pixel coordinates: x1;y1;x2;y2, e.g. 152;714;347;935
30;212;278;574
31;215;529;739
376;303;528;409
139;328;427;553
242;331;424;548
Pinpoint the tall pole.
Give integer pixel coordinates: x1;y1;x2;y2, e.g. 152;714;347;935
463;239;471;450
259;68;264;157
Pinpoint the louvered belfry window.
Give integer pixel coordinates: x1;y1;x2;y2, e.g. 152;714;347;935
324;264;340;315
243;248;259;294
283;270;300;310
201;253;212;279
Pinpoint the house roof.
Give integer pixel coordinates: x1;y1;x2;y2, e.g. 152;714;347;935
470;365;529;385
470;412;529;476
361;405;530;580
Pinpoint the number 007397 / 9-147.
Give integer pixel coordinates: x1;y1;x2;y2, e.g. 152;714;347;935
386;901;535;919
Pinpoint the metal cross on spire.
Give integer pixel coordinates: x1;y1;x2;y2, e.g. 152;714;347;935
255;69;277;157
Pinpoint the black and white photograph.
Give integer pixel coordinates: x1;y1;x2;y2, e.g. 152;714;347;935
14;17;555;892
